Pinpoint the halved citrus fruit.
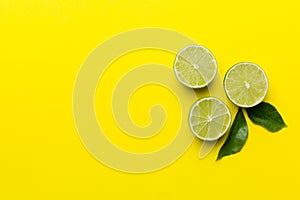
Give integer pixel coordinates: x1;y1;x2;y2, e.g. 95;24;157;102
224;62;268;108
174;45;217;88
189;97;231;141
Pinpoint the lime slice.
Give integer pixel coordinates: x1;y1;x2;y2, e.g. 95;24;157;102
174;45;217;88
189;97;231;141
224;62;268;108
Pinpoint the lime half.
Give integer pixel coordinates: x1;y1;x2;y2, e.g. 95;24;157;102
224;62;268;108
189;97;231;141
174;45;217;88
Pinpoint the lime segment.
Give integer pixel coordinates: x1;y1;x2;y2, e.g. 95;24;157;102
189;97;231;141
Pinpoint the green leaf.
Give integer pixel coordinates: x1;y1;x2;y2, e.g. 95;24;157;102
217;108;248;160
246;102;287;132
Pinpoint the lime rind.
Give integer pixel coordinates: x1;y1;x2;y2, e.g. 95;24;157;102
224;62;268;108
174;44;217;88
189;97;232;141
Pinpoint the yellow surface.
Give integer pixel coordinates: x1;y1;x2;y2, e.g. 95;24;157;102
0;0;299;199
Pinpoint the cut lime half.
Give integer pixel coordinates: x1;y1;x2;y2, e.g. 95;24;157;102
224;62;268;108
174;45;217;88
189;97;231;141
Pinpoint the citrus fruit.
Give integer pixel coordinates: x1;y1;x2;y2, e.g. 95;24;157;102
174;44;217;88
189;97;231;141
224;62;268;108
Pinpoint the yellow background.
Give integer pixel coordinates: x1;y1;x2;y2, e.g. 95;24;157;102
1;0;299;199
